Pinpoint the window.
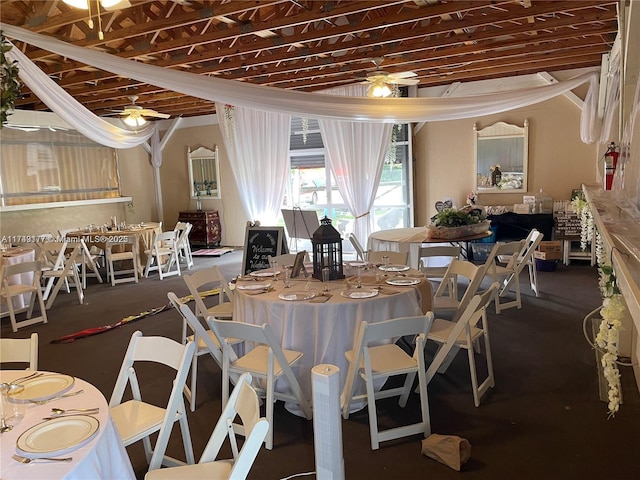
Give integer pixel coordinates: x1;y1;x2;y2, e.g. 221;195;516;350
283;117;413;256
0;127;120;207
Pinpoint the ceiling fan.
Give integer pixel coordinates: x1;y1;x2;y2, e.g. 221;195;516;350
110;96;170;127
359;57;419;97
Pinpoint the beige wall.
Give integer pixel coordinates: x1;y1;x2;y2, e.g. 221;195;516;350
413;95;600;225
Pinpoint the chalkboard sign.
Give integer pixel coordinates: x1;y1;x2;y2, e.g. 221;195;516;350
241;226;288;275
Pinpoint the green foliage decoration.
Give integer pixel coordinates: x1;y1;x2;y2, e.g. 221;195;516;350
432;207;485;227
1;31;21;128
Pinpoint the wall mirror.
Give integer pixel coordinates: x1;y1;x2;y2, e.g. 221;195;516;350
188;145;220;199
474;119;528;193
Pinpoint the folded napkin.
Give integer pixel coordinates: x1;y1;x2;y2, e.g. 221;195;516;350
378;287;400;295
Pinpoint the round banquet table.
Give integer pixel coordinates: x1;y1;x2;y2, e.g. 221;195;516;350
368;227;492;269
0;370;135;480
1;247;36;312
233;266;432;414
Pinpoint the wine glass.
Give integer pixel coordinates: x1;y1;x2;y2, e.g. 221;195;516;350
284;265;292;288
355;264;362;288
270;259;278;282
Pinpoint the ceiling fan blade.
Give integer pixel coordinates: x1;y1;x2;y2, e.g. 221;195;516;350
390;71;418;79
143;111;171;119
389;78;420;86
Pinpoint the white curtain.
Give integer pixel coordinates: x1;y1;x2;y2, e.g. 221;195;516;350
6;44;154;148
318;85;393;245
2;24;599;143
216;103;291;224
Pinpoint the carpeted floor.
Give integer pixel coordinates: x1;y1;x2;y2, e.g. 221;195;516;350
2;250;639;480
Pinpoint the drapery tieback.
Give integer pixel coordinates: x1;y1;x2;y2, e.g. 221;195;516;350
355;212;370;219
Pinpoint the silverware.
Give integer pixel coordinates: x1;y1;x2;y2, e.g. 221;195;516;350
28;389;84;405
9;372;43;385
12;454;73;463
50;407;99;415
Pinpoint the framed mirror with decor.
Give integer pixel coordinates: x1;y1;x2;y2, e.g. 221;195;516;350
474;119;528;193
188;145;221;199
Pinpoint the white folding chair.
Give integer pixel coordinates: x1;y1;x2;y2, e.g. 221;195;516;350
210;319;312;450
341;312;435;450
59;229;103;288
367;250;409;266
144;372;269;480
418;244;461;280
432;258;486;321
105;235;140;286
109;331;196;472
426;283;500;407
38;241;84;308
501;229;544;297
168;292;242;412
0;332;38;370
174;222;194;270
0;261;48;332
483;240;525;313
144;231;181;279
183;266;234;322
347;233;366;261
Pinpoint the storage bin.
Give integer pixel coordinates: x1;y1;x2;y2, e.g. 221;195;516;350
535;258;558;272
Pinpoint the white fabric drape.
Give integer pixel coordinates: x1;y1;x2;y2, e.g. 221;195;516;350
6;43;154;148
216;103;291;224
318;85;393;244
599;52;621;145
2;23;598;142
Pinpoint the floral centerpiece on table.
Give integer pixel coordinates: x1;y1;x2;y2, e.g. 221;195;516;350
428;206;491;240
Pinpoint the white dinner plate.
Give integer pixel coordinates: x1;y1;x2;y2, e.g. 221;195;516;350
278;291;316;301
236;282;272;291
16;415;100;458
341;288;379;299
11;374;75;402
249;269;281;277
379;264;410;272
386;277;421;286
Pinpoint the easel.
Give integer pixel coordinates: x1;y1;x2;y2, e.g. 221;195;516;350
281;208;320;252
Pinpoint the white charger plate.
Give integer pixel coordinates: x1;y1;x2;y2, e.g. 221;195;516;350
249;269;281;277
386;277;421;286
341;288;379;299
278;291;316;301
379;264;410;272
11;374;75;402
16;415;100;458
236;282;272;291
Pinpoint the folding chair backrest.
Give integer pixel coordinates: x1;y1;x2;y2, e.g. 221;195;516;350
361;314;433;345
0;333;38;370
484;241;524;273
154;230;178;248
184;266;233;315
434;259;486;320
419;245;461;277
347;233;366;261
519;230;544;267
168;292;224;366
175;222;193;246
199;373;269;478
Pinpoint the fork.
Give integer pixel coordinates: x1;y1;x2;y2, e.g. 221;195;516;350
12;454;72;463
28;389;85;405
9;372;43;385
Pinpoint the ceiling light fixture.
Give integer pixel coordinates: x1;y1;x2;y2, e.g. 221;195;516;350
62;0;130;39
123;115;146;127
370;81;392;98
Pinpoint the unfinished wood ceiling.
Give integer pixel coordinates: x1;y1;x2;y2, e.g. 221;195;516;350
1;0;619;120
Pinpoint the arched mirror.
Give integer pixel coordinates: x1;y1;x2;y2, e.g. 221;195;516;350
188;145;221;199
474;119;528;193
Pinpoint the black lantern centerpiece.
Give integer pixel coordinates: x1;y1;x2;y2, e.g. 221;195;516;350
312;216;345;281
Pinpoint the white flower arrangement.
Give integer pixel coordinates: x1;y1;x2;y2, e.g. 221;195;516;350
572;196;592;251
592;226;623;417
223;104;235;142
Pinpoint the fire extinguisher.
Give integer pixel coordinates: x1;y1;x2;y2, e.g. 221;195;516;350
604;142;619;190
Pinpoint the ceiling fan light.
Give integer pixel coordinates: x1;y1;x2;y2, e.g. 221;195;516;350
371;82;392;98
124;115;146;127
63;0;89;9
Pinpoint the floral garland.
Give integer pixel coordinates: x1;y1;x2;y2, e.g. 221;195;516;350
301;116;309;145
1;31;21;127
223;104;235;142
572;196;592;251
576;197;622;417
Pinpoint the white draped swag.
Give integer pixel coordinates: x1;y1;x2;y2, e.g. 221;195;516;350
318;85;393;244
216;103;291;224
2;23;599;140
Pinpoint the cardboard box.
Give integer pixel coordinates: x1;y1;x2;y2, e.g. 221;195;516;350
535;241;562;260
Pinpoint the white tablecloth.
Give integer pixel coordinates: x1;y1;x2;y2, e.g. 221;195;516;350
368;227;431;269
1;248;36;311
233;273;427;412
0;371;135;480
